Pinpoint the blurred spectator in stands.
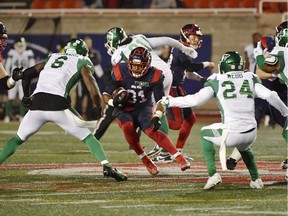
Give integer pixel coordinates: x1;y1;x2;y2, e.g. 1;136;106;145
244;32;261;72
120;0;136;8
150;0;177;8
4;37;35;123
76;36;103;120
136;0;152;8
83;0;103;8
102;0;119;8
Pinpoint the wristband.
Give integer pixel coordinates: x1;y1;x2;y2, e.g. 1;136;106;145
8;77;16;86
154;110;163;119
108;99;114;107
202;61;210;68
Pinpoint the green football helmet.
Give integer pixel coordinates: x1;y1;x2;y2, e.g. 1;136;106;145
219;51;244;74
64;38;88;56
104;27;127;56
276;28;288;47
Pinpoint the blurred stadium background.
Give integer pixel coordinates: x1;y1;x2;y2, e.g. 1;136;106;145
0;0;287;117
0;1;287;215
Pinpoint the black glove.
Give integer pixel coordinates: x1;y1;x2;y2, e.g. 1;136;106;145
149;116;161;132
113;92;130;108
88;106;102;120
12;66;24;81
22;96;31;108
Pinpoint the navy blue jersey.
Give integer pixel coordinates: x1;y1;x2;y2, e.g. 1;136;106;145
170;48;204;86
108;63;164;110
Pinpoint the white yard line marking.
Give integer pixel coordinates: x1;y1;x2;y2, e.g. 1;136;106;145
100;204;171;208
0;188;186;198
215;210;287;215
175;206;252;211
31;200;106;205
0;130;64;135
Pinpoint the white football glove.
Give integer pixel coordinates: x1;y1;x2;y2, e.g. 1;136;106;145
161;96;171;108
253;41;264;58
182;46;198;59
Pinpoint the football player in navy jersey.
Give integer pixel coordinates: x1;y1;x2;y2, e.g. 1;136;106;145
0;22;23;92
103;47;191;175
148;24;215;162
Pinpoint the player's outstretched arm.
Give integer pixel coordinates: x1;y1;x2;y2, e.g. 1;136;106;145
81;65;103;120
255;83;288;117
163;86;213;108
147;37;198;59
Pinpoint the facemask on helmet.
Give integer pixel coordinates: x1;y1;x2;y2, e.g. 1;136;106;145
104;27;127;56
218;51;244;74
128;47;151;78
180;24;203;49
275;21;287;35
14;37;27;54
276;28;288;48
64;38;89;56
0;22;8;53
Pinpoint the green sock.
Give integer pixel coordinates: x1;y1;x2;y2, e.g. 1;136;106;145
159;115;169;134
83;133;107;163
5;100;13;117
239;148;259;181
0;135;24;164
201;137;216;177
282;121;287;143
201;129;219;177
19;103;27;117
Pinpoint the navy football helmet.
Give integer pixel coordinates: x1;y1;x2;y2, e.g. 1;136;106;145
128;47;151;78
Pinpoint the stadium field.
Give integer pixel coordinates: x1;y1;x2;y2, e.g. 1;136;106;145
0;120;287;216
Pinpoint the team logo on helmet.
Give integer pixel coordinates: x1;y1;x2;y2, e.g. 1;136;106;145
276;28;288;47
219;51;244;74
64;38;88;56
104;27;127;56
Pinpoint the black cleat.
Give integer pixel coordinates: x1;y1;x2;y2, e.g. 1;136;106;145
103;165;128;182
226;158;237;170
281;158;288;169
147;144;162;158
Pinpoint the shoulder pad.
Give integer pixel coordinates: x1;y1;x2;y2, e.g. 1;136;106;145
151;68;163;83
112;63;123;81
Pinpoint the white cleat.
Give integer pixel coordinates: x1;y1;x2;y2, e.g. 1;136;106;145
250;178;264;189
204;173;222;190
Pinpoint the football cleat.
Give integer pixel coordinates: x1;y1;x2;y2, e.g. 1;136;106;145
175;154;190;171
141;156;159;175
281;158;288;169
147;144;162;158
226;157;238;170
152;154;174;163
250;178;264;189
204;173;222;190
103;165;128;182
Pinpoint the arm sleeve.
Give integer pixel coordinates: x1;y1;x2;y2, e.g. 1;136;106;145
153;82;164;103
0;75;10;90
169;87;214;108
178;53;204;72
255;83;288;117
146;37;184;50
